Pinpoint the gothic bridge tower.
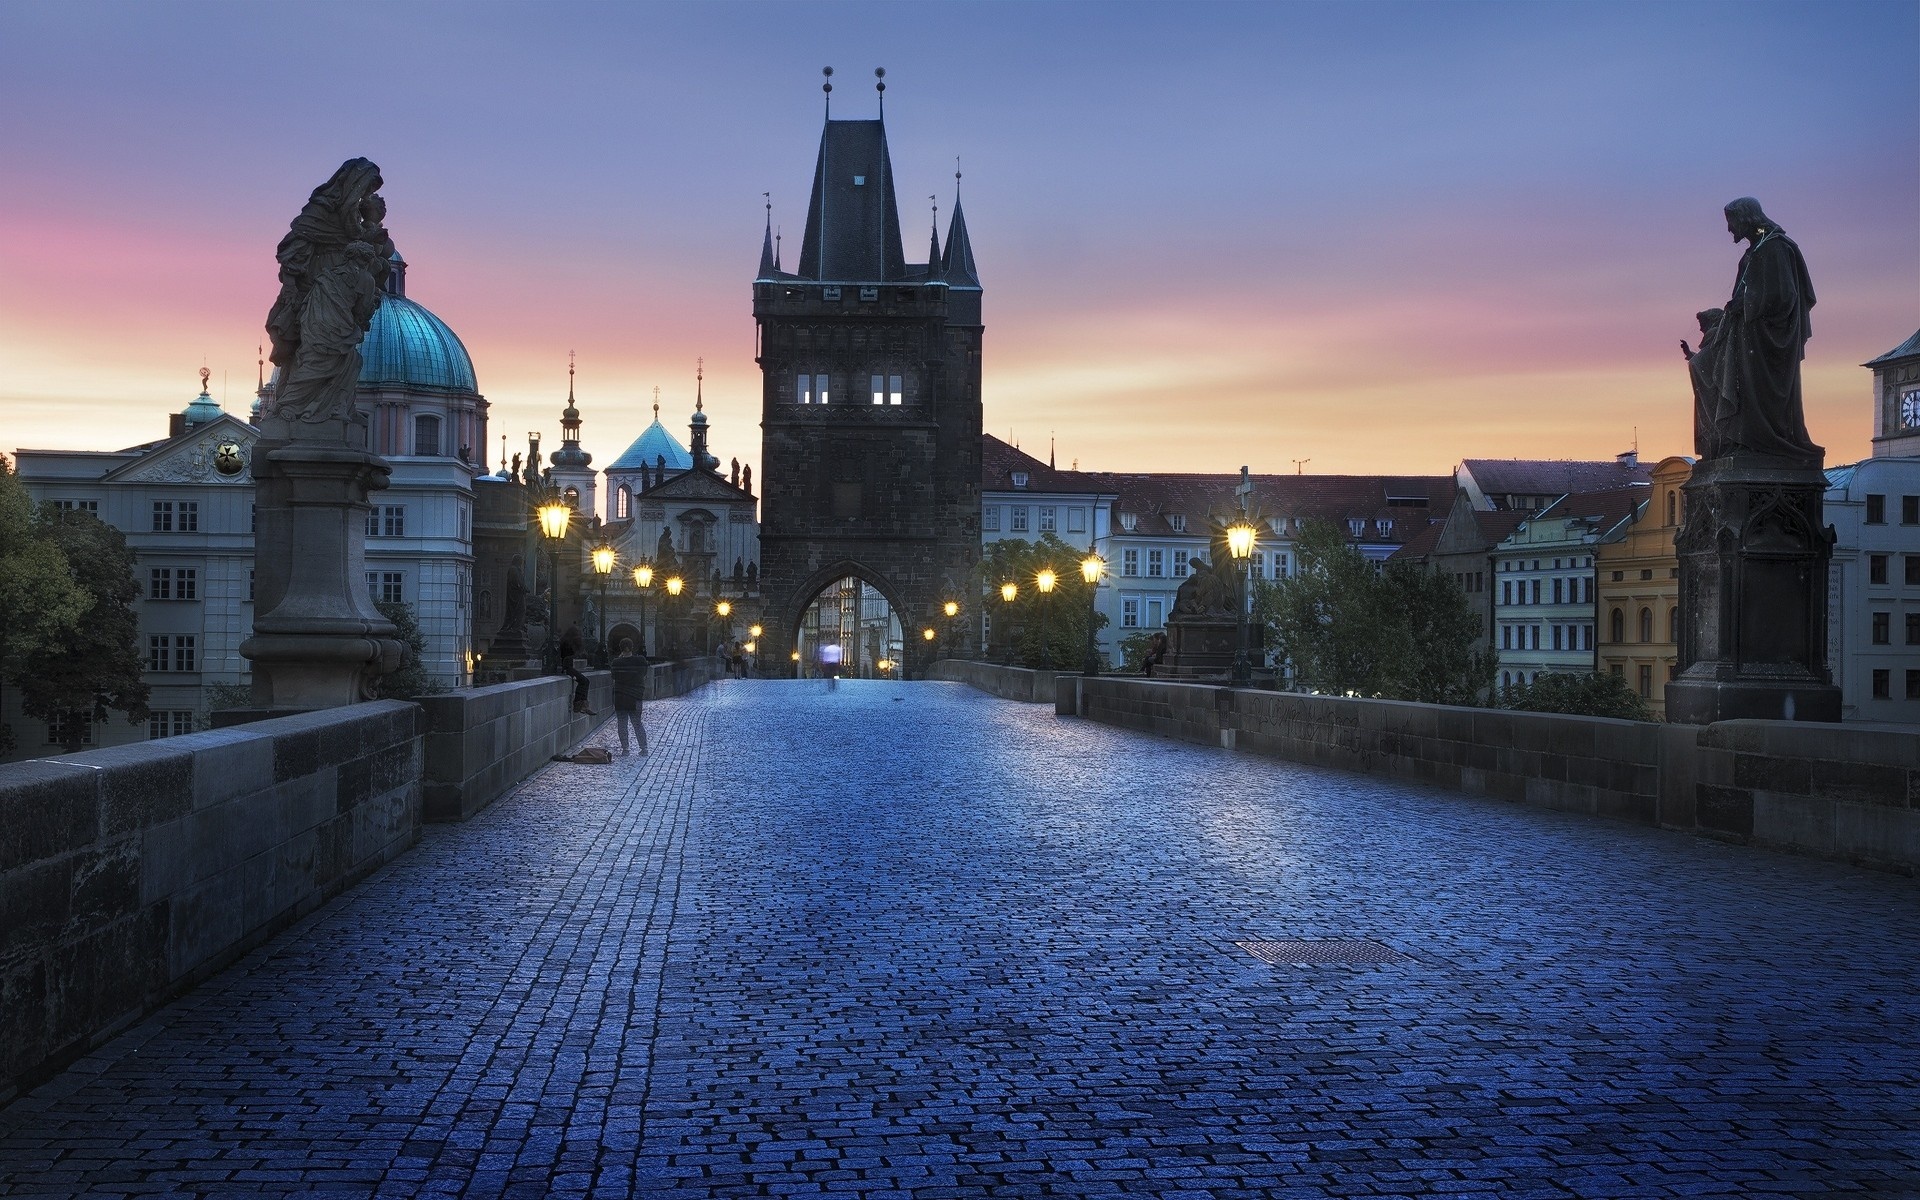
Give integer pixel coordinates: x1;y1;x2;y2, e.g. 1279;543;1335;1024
754;77;983;672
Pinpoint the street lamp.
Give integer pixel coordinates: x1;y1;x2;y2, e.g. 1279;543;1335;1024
1080;551;1106;676
942;599;960;657
1227;522;1258;686
662;575;684;659
590;538;615;664
631;562;654;657
713;598;733;657
535;494;572;672
1036;568;1058;670
999;581;1018;666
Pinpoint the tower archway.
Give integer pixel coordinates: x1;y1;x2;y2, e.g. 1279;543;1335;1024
783;560;909;678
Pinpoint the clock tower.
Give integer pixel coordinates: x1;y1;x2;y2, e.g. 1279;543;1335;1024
752;75;984;672
1867;329;1920;459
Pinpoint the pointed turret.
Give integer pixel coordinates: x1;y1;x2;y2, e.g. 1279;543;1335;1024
757;200;778;280
688;360;720;473
941;194;979;289
797;118;908;282
925;221;944;283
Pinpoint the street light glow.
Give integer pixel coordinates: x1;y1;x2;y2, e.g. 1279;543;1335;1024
591;543;616;575
1000;582;1018;603
632;563;653;588
1036;568;1057;594
665;576;684;596
749;624;763;638
943;600;959;618
1227;523;1258;560
1080;554;1104;584
922;627;936;641
716;600;732;617
536;499;572;541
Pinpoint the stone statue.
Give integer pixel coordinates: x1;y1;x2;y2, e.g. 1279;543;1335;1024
742;464;752;493
746;560;758;587
733;557;745;583
1171;555;1235;617
656;453;666;476
1682;308;1727;458
511;452;522;479
656;526;675;570
264;159;393;430
1695;198;1821;463
731;458;740;487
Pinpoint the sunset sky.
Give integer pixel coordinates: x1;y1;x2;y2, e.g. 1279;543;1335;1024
1;1;1914;480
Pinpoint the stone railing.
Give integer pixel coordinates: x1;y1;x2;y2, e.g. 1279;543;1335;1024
0;702;421;1102
924;659;1062;703
1043;675;1916;875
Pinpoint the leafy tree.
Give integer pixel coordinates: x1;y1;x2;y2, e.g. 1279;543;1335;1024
1258;519;1490;703
14;504;149;748
0;461;88;678
372;599;445;700
1503;671;1651;721
1380;561;1496;704
977;534;1107;670
1117;629;1160;673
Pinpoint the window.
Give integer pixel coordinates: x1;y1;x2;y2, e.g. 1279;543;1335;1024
1252;551;1266;579
1583;624;1593;648
1668;607;1679;643
1039;507;1057;533
1870;555;1889;585
1904;496;1919;525
368;572;404;605
1611;570;1624;582
1666;491;1677;526
796;373;830;404
150;500;196;532
1908;670;1920;701
1167;514;1186;533
147;634;197;672
149;710;195;740
1276;553;1290;579
413;413;441;456
367;505;405;538
248;569;255;603
1347;518;1365;537
1907;556;1920;586
1871;611;1890;644
148;567;197;601
1067;507;1087;534
1551;625;1563;651
868;374;903;405
1872;669;1890;699
1122;597;1139;628
46;711;94;747
1610;608;1625;643
1376;518;1393;535
563;487;579;509
1640;569;1653;581
1172;550;1190;577
251;504;257;534
1907;612;1920;645
1638;665;1653;698
1501;625;1511;649
1502;580;1512;606
1639;608;1653;643
52;498;99;514
617;487;631;520
1610;663;1625;678
1122;549;1139;577
1147;550;1164;578
1552;579;1564;604
1529;625;1539;649
1530;579;1541;604
1866;494;1886;524
982;505;999;532
1009;507;1029;533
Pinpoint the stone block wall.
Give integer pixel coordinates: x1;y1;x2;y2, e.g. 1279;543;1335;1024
925;659;1061;703
418;673;611;823
1040;675;1916;876
1;701;422;1102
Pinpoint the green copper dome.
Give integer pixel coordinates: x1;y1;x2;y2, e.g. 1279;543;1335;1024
358;293;478;393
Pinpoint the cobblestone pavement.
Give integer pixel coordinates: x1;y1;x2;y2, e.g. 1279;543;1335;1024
3;680;1918;1199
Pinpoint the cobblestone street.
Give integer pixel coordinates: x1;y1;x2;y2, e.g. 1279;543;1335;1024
3;679;1917;1198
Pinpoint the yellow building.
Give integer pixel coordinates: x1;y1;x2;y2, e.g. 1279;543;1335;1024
1596;456;1692;718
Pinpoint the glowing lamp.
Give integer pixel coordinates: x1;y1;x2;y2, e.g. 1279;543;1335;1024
1000;582;1018;603
591;543;616;576
536;498;572;541
943;600;959;618
749;624;763;638
632;564;653;589
716;600;733;618
1080;554;1105;584
1227;523;1258;561
1036;569;1057;594
922;627;936;642
665;576;684;597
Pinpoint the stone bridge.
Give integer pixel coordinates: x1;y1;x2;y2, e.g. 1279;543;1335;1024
1;675;1917;1197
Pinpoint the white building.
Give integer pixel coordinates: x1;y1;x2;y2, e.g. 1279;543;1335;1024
1490;486;1647;694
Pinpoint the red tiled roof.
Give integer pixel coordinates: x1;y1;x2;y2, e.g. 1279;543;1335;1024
981;435;1112;495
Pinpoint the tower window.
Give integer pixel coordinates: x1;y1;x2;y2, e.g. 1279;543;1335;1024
617;486;631;520
414;414;441;456
1866;494;1886;524
870;374;903;405
797;373;830;404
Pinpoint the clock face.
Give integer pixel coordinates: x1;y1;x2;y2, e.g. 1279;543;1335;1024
214;441;246;475
1901;389;1920;431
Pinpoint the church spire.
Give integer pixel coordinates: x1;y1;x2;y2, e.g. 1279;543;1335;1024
688;358;718;473
552;351;591;468
925;193;944;282
941;167;980;290
757;193;777;280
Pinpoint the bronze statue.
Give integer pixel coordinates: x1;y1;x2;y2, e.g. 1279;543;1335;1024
264;159;393;428
1690;198;1821;462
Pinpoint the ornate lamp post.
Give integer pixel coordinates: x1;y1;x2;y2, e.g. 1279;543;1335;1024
1227;522;1258;686
631;562;654;656
535;493;573;672
1079;551;1106;676
942;599;960;657
1036;568;1058;670
590;538;615;664
1000;581;1018;666
664;574;684;659
713;598;733;657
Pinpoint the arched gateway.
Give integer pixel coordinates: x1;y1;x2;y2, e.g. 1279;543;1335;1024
752;87;983;676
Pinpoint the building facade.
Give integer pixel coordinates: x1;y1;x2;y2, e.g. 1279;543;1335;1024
1595;456;1691;717
1491;486;1647;693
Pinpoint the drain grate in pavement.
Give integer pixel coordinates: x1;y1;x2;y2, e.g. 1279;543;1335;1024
1237;939;1406;965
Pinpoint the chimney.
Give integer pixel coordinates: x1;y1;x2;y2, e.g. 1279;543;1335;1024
169;413;187;438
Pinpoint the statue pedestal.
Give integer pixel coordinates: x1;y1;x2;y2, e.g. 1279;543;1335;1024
1162;615;1237;678
241;439;402;709
1666;454;1840;724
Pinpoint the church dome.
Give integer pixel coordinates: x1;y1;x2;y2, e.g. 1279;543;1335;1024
609;416;692;473
358;294;478;393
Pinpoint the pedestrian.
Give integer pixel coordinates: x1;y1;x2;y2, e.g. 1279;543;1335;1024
559;624;591;713
820;642;843;691
1143;630;1168;677
609;637;648;755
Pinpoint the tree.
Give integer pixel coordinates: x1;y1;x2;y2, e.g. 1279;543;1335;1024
1258;520;1490;703
13;503;149;748
1117;629;1160;673
371;599;445;700
1503;671;1651;721
1379;560;1496;704
1259;520;1408;696
977;534;1107;670
0;461;88;679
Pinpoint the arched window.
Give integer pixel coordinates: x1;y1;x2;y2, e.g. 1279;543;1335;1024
1668;606;1679;643
616;486;631;520
1639;607;1654;643
563;486;580;510
413;413;441;456
1666;490;1677;526
1609;607;1625;643
1501;671;1511;692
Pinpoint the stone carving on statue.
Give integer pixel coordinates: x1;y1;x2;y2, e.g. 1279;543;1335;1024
1685;198;1821;464
1170;557;1236;617
510;452;522;479
263;159;393;432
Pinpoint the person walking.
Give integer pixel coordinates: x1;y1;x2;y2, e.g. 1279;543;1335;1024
609;637;648;756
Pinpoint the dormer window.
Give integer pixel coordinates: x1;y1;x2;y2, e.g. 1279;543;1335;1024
1376;518;1393;535
1348;518;1365;537
853;175;866;186
1010;471;1029;489
1119;512;1138;532
1167;514;1186;533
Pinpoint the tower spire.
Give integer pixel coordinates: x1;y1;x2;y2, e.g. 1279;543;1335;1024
822;66;833;119
758;192;777;279
942;160;980;291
